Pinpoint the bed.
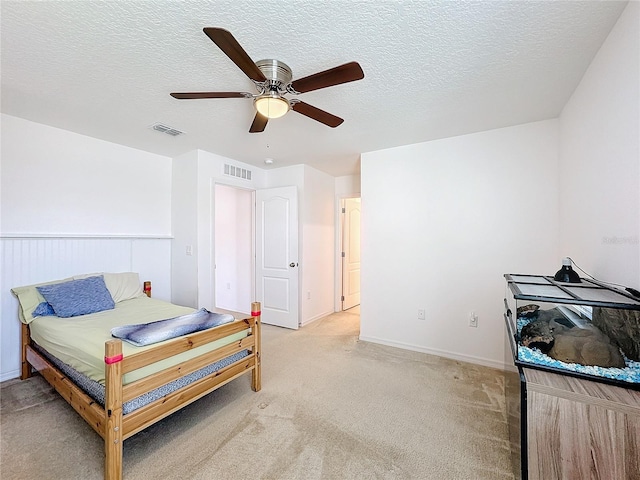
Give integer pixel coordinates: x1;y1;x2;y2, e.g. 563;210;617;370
12;272;261;480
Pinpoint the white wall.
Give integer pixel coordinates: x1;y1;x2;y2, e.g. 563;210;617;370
1;114;171;236
1;115;174;380
335;174;361;197
171;150;199;308
360;120;560;368
267;165;336;325
559;1;640;288
301;166;336;325
266;164;305;189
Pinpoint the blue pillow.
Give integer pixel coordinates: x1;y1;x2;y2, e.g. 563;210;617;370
32;301;56;317
36;276;115;318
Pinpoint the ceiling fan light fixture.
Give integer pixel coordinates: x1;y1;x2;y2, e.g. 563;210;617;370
255;94;289;119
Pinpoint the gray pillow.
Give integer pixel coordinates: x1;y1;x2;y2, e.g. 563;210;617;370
36;275;115;318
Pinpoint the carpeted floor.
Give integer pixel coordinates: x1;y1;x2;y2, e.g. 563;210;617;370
1;308;514;479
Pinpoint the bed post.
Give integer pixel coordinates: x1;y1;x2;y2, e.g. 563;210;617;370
251;301;262;392
21;323;32;379
104;340;124;480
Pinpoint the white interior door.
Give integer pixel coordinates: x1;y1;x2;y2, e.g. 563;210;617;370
342;197;361;310
256;186;299;329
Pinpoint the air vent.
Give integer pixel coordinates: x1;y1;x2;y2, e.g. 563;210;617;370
224;164;252;180
151;123;184;137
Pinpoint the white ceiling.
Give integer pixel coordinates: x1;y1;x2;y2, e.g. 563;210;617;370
1;1;628;177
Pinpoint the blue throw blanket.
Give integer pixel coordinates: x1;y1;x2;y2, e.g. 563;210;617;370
111;308;235;347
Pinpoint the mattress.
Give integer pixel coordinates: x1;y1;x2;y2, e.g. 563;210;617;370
34;343;249;415
29;296;248;385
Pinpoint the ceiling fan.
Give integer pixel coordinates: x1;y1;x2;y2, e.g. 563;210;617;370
170;28;365;133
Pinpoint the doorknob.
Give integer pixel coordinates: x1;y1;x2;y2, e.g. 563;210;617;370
289;262;298;267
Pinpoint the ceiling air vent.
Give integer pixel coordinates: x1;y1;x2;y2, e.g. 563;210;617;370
151;123;184;137
224;164;252;181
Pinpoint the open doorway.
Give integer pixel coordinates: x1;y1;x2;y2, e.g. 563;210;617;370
214;184;254;314
341;197;361;311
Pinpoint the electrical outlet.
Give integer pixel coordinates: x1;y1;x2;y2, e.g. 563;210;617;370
417;309;426;320
307;291;311;300
469;312;478;328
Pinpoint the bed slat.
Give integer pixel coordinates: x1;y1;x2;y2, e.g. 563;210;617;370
26;346;106;436
121;318;255;373
122;356;256;439
122;335;255;401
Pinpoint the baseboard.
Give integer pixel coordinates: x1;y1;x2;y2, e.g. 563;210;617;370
0;369;20;383
358;335;508;371
299;310;333;327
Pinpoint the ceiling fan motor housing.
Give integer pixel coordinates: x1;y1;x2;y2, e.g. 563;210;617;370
255;59;292;92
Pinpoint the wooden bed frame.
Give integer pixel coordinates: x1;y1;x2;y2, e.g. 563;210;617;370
20;301;262;480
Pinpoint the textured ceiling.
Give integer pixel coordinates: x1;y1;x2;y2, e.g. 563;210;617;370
1;1;628;177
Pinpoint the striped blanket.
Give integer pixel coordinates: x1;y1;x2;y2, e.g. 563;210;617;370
111;308;234;347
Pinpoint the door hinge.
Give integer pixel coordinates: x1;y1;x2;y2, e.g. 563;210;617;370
341;295;345;301
342;207;345;213
341;252;345;257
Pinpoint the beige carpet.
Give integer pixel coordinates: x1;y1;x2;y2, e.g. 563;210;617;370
1;308;514;480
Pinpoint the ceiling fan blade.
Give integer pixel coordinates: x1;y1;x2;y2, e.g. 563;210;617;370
249;112;268;133
170;92;251;99
290;61;364;94
203;27;267;83
291;101;344;127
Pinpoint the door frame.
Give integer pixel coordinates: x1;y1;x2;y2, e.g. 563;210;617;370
334;193;361;312
212;182;256;316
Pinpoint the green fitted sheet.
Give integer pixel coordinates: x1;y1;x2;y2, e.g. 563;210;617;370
29;296;248;385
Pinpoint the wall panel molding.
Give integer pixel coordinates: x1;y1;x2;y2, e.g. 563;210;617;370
1;234;172;239
0;236;172;381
